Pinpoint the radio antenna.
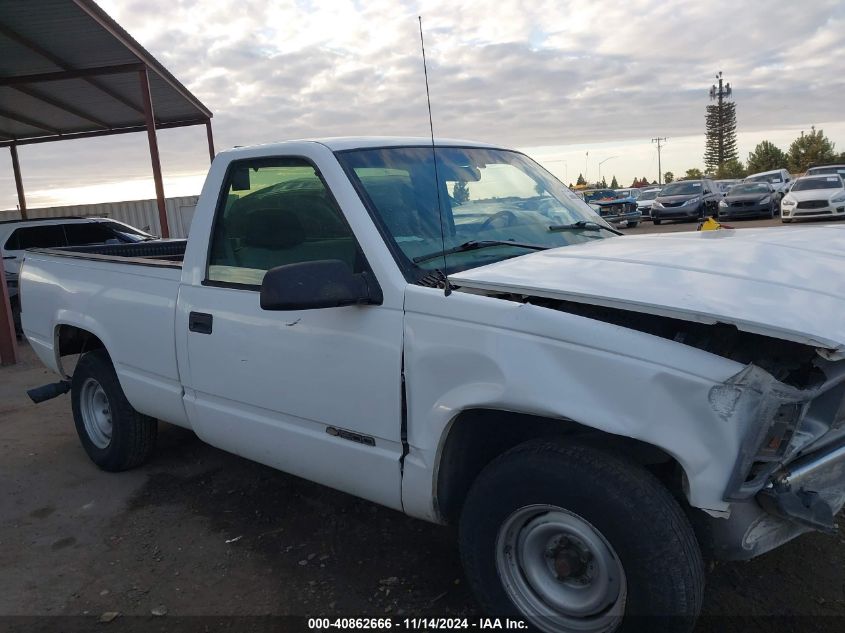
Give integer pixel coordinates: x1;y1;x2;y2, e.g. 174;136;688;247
418;16;451;296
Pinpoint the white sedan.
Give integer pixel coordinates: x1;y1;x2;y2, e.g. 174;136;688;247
780;175;845;223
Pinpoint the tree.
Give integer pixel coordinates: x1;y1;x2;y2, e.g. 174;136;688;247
576;173;586;186
716;158;746;179
639;176;649;188
452;181;470;203
684;168;703;180
663;171;674;183
746;140;787;173
600;176;607;188
609;175;619;188
704;94;738;172
787;126;837;173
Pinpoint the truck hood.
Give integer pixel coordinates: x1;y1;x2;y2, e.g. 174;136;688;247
450;226;845;353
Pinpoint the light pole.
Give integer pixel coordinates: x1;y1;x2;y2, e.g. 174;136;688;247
652;137;667;184
598;156;617;186
585;151;589;184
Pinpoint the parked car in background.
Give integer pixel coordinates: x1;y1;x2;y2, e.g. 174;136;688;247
743;169;792;198
714;179;741;196
581;188;642;227
1;216;155;277
780;175;845;223
635;187;661;218
650;179;721;225
1;216;156;333
614;188;641;200
806;164;845;181
717;182;777;220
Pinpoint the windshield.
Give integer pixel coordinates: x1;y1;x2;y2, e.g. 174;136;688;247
659;181;702;196
337;147;615;275
639;190;659;200
583;189;617;203
729;183;770;195
747;174;783;184
791;177;844;191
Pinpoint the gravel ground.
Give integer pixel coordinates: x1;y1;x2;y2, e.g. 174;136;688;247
2;217;844;630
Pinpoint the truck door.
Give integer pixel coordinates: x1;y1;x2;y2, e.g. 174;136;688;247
176;156;404;510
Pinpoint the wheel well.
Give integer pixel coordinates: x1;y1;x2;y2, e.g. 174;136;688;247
56;325;106;374
435;409;684;525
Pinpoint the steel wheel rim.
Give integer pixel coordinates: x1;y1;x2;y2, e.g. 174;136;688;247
80;377;112;449
496;504;626;633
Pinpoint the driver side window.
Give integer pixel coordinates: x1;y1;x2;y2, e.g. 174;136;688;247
207;158;363;286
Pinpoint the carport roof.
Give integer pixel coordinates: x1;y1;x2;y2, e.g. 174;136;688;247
0;0;212;147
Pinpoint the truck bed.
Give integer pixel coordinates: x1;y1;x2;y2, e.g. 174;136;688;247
33;239;187;266
20;241;188;427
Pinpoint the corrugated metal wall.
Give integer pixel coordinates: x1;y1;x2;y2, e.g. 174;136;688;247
0;196;199;238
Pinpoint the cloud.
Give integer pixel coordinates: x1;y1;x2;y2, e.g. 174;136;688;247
2;0;843;209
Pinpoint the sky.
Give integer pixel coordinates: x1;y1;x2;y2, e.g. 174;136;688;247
2;0;844;210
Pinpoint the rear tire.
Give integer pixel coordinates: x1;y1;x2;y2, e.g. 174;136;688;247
459;440;703;633
652;218;662;226
71;349;157;471
626;221;639;229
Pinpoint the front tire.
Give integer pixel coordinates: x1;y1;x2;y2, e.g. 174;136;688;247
626;221;639;229
652;218;662;226
459;440;703;633
71;349;157;471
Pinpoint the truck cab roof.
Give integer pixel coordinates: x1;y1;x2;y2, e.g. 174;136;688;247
222;136;503;155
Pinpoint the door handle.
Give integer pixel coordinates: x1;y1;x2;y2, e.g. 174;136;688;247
188;311;213;334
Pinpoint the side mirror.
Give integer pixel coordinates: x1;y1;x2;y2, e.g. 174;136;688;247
260;260;380;311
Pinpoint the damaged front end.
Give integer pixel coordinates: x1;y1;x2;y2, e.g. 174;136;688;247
719;360;845;530
509;294;845;559
702;358;845;559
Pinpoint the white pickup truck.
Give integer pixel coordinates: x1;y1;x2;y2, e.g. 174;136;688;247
20;137;845;633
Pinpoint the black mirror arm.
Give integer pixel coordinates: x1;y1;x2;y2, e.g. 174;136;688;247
359;271;383;305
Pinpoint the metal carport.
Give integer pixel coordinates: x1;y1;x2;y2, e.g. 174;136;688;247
0;0;214;365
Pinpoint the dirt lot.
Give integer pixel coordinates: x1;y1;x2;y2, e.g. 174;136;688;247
2;218;845;630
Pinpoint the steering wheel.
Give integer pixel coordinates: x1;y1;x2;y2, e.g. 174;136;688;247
480;210;519;231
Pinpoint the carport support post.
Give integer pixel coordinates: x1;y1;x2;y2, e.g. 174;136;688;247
205;119;215;163
0;254;17;366
138;67;170;239
10;144;27;220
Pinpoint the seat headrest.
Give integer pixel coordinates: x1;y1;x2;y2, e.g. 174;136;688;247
242;209;305;249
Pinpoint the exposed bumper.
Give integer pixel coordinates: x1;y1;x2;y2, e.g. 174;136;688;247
782;203;845;220
651;204;702;220
757;437;845;532
599;209;642;225
704;437;845;561
718;202;771;219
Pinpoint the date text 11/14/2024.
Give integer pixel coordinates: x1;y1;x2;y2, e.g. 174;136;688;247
307;618;528;630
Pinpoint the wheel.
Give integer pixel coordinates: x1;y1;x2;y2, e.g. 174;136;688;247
781;218;792;224
71;349;157;471
768;203;775;219
626;221;639;229
652;218;662;226
459;440;703;633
